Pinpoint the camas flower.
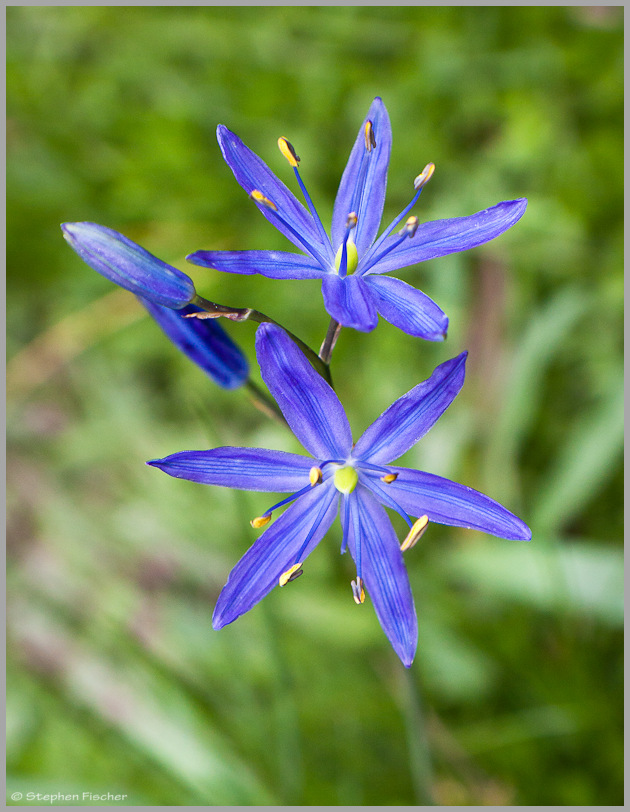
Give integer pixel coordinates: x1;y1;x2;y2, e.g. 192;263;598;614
62;222;196;309
148;323;531;666
187;97;527;339
138;298;249;390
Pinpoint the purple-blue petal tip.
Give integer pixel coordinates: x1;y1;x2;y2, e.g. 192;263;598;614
61;222;195;309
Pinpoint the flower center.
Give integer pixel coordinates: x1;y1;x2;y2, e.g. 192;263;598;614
334;240;358;275
334;465;358;494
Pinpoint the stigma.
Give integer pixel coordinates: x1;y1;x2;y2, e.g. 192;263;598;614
400;515;429;551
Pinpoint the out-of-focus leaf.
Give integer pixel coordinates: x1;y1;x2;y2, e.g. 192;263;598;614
531;376;623;535
442;539;623;626
482;288;588;502
10;608;276;805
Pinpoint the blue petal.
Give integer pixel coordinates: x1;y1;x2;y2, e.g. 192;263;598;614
61;222;195;309
139;300;249;389
353;353;467;464
365;199;528;275
331;97;392;257
217;125;330;261
342;485;417;667
256;323;353;460
321;274;378;332
364;275;448;340
187;249;326;280
385;468;532;540
212;481;339;628
147;447;314;492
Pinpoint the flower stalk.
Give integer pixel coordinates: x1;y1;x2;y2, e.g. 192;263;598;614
191;294;333;386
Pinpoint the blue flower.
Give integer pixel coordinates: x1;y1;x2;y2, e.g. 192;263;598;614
187;97;527;339
62;222;196;309
148;323;531;666
138;299;249;390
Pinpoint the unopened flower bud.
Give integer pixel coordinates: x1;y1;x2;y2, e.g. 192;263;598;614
61;222;195;309
139;299;249;389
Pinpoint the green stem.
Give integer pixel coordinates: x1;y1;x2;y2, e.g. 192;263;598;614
402;668;435;805
319;318;342;365
245;379;287;426
192;295;333;387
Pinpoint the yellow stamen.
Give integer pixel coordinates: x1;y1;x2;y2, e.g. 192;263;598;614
309;466;323;486
364;120;376;152
400;515;429;552
277;137;300;167
279;563;303;586
250;514;272;529
381;472;398;484
401;215;419;238
250;189;277;211
414;162;435;190
351;577;366;604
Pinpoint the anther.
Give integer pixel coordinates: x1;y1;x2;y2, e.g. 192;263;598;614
278;137;300;167
400;515;429;552
351;577;366;604
250;189;278;211
364;120;376;152
381;472;398;484
414;162;435;191
400;215;419;238
309;466;323;486
346;212;358;230
250;514;272;529
279;563;303;586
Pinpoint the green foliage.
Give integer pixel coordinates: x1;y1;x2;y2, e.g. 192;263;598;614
7;6;622;806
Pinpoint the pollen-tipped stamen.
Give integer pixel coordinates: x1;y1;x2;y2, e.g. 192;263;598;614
279;562;304;586
401;515;429;551
414;162;435;191
250;189;277;211
309;466;323;486
277;137;331;250
381;472;398;484
282;484;339;584
251;482;316;529
362;215;419;269
348;121;377;223
351;576;366;604
361;163;436;270
364;120;376;152
277;137;300;167
249;188;329;266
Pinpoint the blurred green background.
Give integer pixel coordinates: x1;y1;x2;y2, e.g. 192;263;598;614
7;5;623;806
